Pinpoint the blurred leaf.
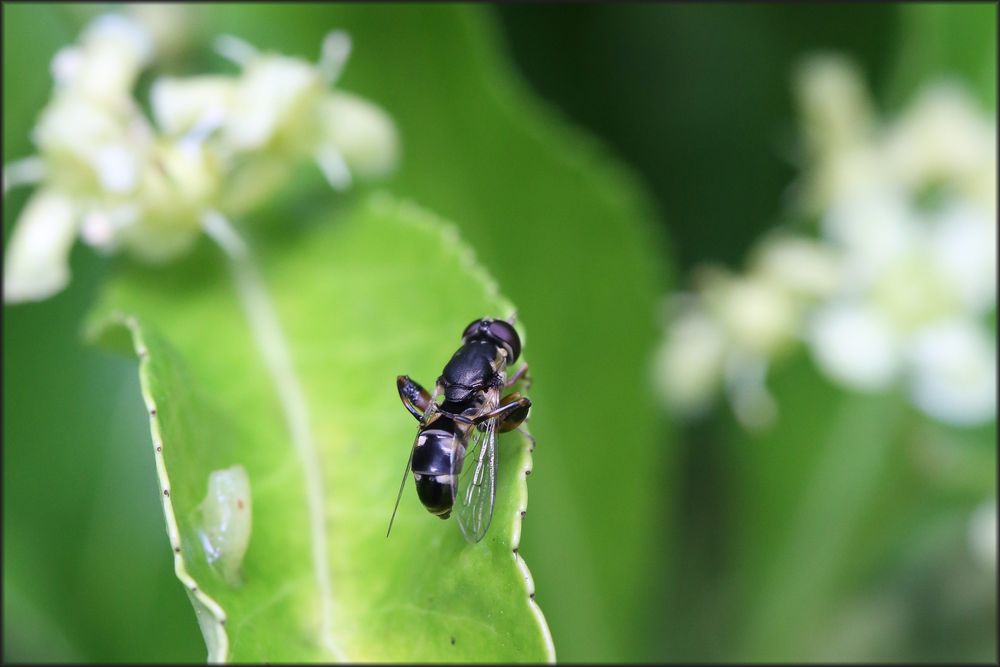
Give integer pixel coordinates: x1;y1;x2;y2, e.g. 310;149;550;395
887;3;997;109
497;4;900;272
187;4;672;660
731;364;904;661
1;4;75;164
86;195;554;662
662;357;907;661
906;417;996;497
3;6;205;662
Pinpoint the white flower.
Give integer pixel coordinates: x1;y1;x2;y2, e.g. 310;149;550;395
4;16;400;304
318;91;399;179
751;235;842;300
925;201;997;314
656;53;998;431
723;353;778;431
113;141;224;262
32;88;152;195
821;190;918;287
701;269;800;358
3;156;46;195
126;4;196;63
151;31;399;190
151;76;237;137
795;55;881;210
807;301;900;392
655;300;728;415
3;189;78;303
224;52;325;152
53;13;153;103
809;144;888;214
968;500;997;570
795;55;874;158
657;53;996;430
907;319;996;425
884;83;996;193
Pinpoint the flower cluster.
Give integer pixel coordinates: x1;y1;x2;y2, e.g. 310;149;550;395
3;11;398;303
655;55;996;429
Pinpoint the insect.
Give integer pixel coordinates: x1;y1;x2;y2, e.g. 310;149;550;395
387;317;532;543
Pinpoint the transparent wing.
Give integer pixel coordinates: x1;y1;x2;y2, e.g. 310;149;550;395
452;390;500;544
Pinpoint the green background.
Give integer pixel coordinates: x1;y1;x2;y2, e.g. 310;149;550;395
3;3;996;662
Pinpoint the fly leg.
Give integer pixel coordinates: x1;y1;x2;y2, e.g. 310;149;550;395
396;375;431;421
505;363;531;389
475;393;532;433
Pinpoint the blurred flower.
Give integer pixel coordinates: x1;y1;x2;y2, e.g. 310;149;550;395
656;53;996;429
49;13;153;103
125;4;197;64
807;301;899;391
4;11;399;304
907;320;996;426
750;235;842;300
701;269;801;358
3;190;78;302
968;500;997;570
795;56;878;211
152;31;398;190
885;84;996;201
655;298;728;416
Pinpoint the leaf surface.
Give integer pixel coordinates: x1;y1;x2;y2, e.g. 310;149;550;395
195;6;674;658
887;3;997;109
87;195;554;662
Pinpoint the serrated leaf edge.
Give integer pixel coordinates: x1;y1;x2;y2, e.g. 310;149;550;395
368;193;556;662
98;311;231;663
90;195;556;662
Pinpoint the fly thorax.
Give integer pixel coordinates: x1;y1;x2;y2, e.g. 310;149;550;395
442;340;497;401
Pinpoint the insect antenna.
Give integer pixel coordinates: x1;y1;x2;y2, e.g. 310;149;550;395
386;444;415;538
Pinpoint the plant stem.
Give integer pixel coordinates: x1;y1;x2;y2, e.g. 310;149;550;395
202;211;345;661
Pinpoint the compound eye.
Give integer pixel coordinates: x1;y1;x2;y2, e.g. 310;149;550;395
487;320;521;363
462;318;488;341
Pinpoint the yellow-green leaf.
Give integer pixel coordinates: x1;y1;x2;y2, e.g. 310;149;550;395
86;194;554;662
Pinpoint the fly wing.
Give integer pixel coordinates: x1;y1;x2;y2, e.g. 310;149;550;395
452;389;500;543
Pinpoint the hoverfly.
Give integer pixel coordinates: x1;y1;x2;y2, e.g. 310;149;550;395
387;317;531;543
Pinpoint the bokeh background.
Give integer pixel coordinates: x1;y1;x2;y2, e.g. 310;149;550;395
3;3;996;662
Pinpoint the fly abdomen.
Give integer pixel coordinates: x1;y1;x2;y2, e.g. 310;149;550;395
411;419;465;518
413;476;452;519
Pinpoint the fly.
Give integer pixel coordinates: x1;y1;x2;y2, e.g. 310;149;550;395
387;317;531;543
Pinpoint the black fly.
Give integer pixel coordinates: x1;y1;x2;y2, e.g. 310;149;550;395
387;317;531;543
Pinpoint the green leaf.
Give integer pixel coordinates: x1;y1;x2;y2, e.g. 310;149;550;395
4;9;205;659
11;4;671;660
86;194;554;662
2;4;76;164
886;3;997;110
731;370;904;661
191;6;674;659
661;356;911;661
